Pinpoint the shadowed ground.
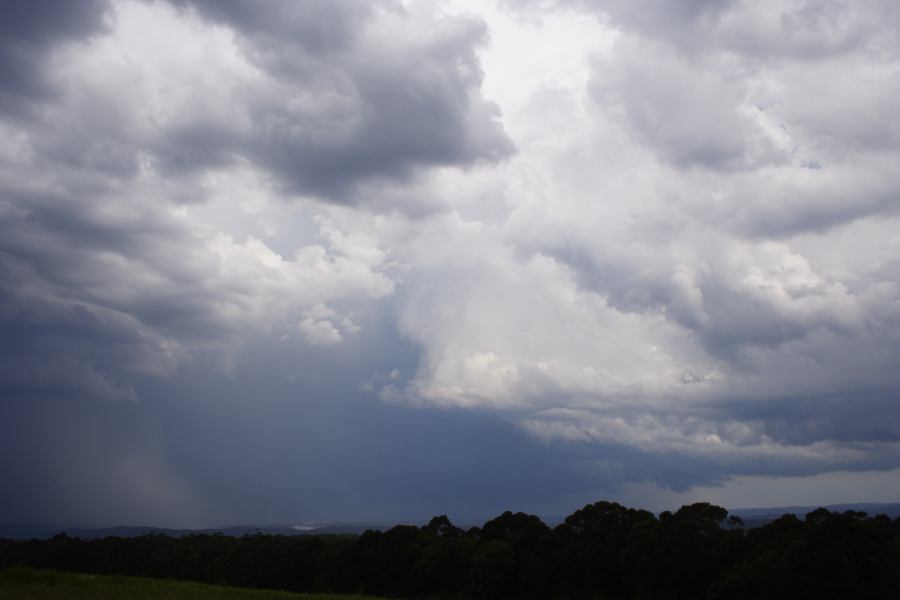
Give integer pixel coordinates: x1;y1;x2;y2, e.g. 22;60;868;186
0;567;380;600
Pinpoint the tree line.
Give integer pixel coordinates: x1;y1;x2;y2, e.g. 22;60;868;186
1;501;898;599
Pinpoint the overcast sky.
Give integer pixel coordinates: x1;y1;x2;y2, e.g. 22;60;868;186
2;0;900;528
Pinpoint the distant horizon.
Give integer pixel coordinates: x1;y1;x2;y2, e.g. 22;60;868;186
5;499;900;536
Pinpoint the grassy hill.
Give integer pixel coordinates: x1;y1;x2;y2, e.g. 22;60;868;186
0;567;380;600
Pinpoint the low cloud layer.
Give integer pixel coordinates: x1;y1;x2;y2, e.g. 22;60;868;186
1;0;898;526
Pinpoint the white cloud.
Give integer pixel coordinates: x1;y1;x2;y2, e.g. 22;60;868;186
299;316;343;347
350;0;900;478
2;0;899;515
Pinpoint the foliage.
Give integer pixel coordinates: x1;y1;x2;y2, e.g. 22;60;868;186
1;502;898;599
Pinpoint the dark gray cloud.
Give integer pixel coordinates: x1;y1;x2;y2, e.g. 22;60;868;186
1;0;899;530
0;0;110;111
16;327;875;527
725;392;900;448
0;178;393;402
170;0;374;52
154;0;514;204
0;322;703;526
0;0;519;527
0;184;186;393
3;0;513;207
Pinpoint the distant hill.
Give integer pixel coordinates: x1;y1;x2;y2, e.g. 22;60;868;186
729;502;900;527
0;522;390;540
2;502;898;539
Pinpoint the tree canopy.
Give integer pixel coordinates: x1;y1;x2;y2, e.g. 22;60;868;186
1;501;898;599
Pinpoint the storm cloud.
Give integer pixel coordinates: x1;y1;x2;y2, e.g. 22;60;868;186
0;0;111;111
149;0;513;202
1;0;899;527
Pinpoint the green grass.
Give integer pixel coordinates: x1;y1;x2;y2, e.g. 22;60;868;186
0;567;381;600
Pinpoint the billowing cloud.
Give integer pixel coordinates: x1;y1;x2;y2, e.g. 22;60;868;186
378;0;900;482
0;0;512;403
1;0;899;527
0;0;111;110
153;0;514;202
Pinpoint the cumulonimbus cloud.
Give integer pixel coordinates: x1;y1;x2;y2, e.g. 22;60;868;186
1;0;899;524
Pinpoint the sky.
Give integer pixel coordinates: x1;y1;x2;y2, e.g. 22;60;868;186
1;0;899;528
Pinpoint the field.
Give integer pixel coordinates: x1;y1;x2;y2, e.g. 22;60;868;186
0;567;379;600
